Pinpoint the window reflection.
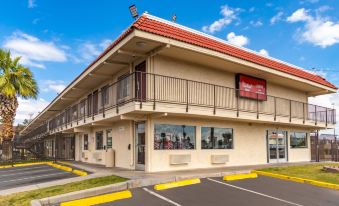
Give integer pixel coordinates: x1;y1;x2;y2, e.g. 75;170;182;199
201;127;233;149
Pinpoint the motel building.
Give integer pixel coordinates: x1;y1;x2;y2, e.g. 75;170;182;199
20;13;337;172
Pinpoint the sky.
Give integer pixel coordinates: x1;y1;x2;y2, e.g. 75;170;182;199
0;0;338;132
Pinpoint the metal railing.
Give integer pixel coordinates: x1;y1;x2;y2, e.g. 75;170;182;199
25;72;336;138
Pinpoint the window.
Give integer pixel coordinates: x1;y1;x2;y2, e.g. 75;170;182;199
83;134;88;150
106;129;112;149
154;124;195;150
79;100;85;117
101;85;109;106
96;131;104;150
290;132;307;148
201;127;233;149
117;74;130;100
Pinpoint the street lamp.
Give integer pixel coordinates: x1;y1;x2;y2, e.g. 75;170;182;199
129;4;138;19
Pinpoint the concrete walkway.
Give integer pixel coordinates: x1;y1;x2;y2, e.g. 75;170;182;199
0;161;326;196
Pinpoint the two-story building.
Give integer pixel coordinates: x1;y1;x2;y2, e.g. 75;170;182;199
20;13;337;172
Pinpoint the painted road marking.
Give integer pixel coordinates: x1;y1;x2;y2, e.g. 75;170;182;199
60;190;132;206
0;172;68;184
0;165;50;173
154;178;201;190
143;188;182;206
0;168;56;178
207;178;304;206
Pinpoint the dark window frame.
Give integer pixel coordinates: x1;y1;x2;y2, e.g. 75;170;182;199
95;131;104;150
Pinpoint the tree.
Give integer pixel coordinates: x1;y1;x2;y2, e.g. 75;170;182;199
0;49;38;159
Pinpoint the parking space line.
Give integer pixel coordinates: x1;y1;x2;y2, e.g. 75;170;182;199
143;188;182;206
0;168;56;178
207;178;304;206
0;172;68;184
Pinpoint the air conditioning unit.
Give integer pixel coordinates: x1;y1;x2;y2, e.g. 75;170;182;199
93;152;102;160
82;152;88;159
211;155;229;164
170;154;191;165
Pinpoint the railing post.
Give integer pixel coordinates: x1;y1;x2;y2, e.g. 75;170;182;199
140;72;143;109
76;105;79;125
289;100;292;122
213;85;216;115
315;105;317;125
303;103;305;124
153;74;156;110
84;102;86;123
103;93;106;118
274;97;277;121
325;108;328;127
186;80;189;112
256;93;259;119
236;89;239;117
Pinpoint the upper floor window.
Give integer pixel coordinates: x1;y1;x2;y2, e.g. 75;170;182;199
290;132;307;148
154;124;195;150
79;100;86;117
117;74;130;100
101;85;109;106
201;127;233;149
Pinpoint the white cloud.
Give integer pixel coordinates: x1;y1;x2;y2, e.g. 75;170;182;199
309;93;339;132
15;98;49;125
250;20;263;27
28;0;36;8
75;39;112;63
270;11;284;25
287;8;339;47
2;31;67;69
202;5;240;34
259;49;269;56
226;32;249;47
41;80;66;94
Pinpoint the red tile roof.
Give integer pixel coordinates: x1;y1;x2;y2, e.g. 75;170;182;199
131;14;337;90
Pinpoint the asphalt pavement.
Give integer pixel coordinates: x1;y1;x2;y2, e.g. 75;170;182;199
0;164;77;190
98;176;339;206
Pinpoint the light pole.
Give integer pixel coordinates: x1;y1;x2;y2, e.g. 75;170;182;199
332;103;337;162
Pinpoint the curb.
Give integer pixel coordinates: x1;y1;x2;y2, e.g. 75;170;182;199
154;178;201;190
253;170;339;190
31;170;252;206
0;161;52;169
47;162;88;176
223;173;257;181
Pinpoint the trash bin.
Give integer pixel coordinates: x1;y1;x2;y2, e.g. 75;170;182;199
105;148;115;167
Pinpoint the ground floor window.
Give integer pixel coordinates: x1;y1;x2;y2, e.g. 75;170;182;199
154;124;195;150
83;134;88;150
106;129;112;149
290;132;307;148
96;131;104;150
201;127;233;149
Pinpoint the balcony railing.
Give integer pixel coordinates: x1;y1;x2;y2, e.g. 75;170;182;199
27;72;335;138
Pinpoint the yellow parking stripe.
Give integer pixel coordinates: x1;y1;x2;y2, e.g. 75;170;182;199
154;178;201;190
60;190;132;206
223;173;258;181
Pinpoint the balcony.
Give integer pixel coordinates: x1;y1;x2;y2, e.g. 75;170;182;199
26;72;335;138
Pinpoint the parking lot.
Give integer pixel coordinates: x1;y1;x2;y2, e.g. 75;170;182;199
98;176;339;206
0;164;77;190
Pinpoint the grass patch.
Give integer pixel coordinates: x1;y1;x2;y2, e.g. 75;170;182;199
259;163;339;184
0;175;127;206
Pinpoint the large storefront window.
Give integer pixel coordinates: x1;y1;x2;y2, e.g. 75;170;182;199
290;132;307;148
201;127;233;149
154;124;195;150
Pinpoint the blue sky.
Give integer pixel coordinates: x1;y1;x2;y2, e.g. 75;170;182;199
0;0;338;126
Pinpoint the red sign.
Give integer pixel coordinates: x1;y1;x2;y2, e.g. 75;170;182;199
236;74;267;101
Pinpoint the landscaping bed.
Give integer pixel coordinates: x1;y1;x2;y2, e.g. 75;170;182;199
0;175;127;206
258;163;339;185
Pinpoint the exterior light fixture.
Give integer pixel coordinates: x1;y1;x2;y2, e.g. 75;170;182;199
172;14;177;22
129;4;138;19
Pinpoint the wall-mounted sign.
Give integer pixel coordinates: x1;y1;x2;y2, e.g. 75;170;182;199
236;74;267;101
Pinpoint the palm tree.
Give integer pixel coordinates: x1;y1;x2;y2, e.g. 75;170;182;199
0;49;38;159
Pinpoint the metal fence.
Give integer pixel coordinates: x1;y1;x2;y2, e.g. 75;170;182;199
23;72;336;139
311;133;339;162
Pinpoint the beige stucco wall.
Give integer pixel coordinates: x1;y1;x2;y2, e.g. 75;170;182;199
75;120;134;169
152;55;307;103
147;116;312;172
